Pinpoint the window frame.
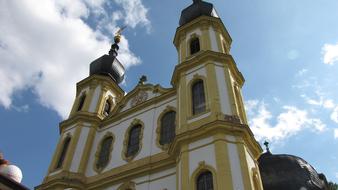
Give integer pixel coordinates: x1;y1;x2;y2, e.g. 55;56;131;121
197;171;214;190
126;125;142;157
190;37;201;55
103;97;114;116
192;79;206;115
94;133;115;173
55;135;71;170
122;119;144;162
156;106;177;150
190;162;217;190
77;93;87;111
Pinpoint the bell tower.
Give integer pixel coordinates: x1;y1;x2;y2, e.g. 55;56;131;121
41;32;125;189
171;1;263;190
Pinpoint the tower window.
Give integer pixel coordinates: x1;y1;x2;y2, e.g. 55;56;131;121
103;99;112;116
77;93;86;111
190;38;200;55
192;80;206;115
197;171;214;190
159;111;176;145
55;137;71;169
96;136;113;170
126;124;142;157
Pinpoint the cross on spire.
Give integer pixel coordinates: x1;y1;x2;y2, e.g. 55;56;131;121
138;75;147;85
264;141;270;153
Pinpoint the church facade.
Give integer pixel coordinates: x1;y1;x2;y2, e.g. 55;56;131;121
36;1;264;190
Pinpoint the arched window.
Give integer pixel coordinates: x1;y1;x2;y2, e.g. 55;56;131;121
160;111;176;145
103;99;112;116
197;171;214;190
96;136;113;170
126;125;142;157
55;137;71;169
77;93;86;111
192;80;206;115
190;37;200;55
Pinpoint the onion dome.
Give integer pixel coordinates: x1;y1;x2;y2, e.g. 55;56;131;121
179;0;219;26
89;31;125;84
258;142;328;190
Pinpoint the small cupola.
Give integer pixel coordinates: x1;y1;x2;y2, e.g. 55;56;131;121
89;31;126;84
179;0;219;26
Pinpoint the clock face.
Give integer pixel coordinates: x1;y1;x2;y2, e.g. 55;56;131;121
130;91;148;107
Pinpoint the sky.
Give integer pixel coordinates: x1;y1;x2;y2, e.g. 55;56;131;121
1;0;338;188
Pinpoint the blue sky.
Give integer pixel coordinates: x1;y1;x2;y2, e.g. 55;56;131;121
1;0;338;188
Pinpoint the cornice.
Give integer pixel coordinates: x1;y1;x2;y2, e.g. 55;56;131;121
171;50;245;87
59;112;101;134
76;74;124;97
173;16;232;48
169;118;262;159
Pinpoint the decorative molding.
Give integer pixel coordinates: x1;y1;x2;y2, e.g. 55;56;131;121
130;90;148;107
156;106;177;150
93;132;115;173
117;181;136;190
121;119;145;162
190;162;218;190
51;133;72;172
224;114;241;124
187;74;209;118
101;95;114;117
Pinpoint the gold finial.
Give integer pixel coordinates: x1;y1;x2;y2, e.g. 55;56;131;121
114;26;127;44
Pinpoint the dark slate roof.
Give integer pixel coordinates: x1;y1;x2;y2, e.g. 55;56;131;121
0;174;29;190
258;151;328;190
179;0;219;26
89;54;125;84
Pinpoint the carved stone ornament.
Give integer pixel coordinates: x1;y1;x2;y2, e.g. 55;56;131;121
224;114;241;124
130;91;148;107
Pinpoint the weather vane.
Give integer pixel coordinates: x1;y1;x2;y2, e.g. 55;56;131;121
109;26;127;56
114;26;127;43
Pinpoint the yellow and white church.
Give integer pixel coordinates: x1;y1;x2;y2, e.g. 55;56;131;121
36;0;265;189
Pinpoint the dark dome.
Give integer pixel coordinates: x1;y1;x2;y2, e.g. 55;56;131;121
258;151;328;190
89;54;125;84
179;0;219;26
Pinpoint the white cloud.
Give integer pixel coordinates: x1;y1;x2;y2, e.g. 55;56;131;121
12;105;30;113
322;42;338;65
334;129;338;139
302;94;335;110
245;100;326;141
330;107;338;124
114;0;151;31
0;0;150;118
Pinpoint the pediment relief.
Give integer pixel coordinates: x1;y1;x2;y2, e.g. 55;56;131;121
111;83;172;114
